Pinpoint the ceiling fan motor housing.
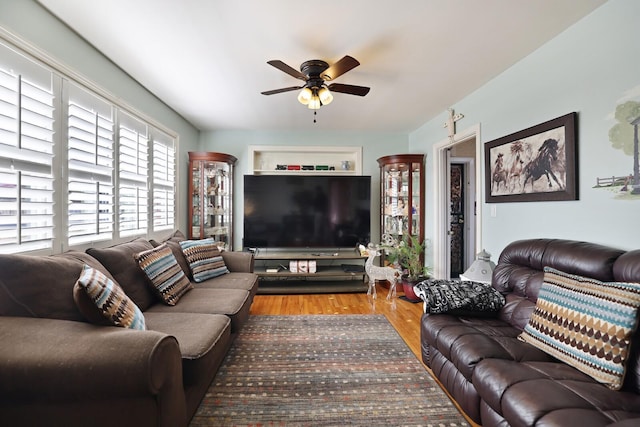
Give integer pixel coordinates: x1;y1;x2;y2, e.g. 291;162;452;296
301;60;329;89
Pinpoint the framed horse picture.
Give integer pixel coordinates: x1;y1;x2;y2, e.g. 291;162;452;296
484;112;577;203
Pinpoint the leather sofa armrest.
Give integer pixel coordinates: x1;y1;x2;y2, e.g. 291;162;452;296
0;317;185;418
222;251;254;273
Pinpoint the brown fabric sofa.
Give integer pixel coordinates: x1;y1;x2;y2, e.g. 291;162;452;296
0;231;258;427
421;238;640;426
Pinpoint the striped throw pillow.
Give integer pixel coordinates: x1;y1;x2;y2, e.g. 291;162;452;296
75;264;146;330
179;238;229;282
135;243;193;305
518;267;640;390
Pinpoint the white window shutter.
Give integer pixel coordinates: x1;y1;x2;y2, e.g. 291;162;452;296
67;83;114;246
0;43;55;253
118;111;148;237
151;129;175;231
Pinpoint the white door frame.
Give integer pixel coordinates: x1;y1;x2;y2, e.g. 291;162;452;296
431;124;482;279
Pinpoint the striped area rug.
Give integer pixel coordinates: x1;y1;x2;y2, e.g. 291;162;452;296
190;315;468;426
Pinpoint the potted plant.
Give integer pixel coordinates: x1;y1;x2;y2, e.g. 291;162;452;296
381;234;431;301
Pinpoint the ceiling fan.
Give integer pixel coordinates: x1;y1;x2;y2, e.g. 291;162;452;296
261;55;370;109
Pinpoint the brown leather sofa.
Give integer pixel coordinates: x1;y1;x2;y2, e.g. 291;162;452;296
421;238;640;426
0;231;258;427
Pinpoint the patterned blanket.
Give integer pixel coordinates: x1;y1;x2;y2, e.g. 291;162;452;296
413;279;505;314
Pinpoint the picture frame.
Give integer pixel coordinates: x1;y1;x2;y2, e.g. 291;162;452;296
485;112;577;203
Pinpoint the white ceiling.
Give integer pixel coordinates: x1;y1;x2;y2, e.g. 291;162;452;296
38;0;606;133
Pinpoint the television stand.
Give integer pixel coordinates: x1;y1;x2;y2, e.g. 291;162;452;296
253;248;368;294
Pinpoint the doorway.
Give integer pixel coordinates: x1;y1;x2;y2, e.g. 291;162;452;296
431;125;482;280
450;163;465;278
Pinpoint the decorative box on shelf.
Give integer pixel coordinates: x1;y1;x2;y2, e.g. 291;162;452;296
289;260;317;273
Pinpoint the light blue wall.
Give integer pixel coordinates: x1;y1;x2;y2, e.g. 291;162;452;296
200;130;411;249
0;0;201;233
410;0;640;262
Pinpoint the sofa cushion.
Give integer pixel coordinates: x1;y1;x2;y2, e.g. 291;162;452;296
134;243;193;305
144;312;231;385
196;272;259;297
155;229;186;243
422;313;553;379
0;251;113;321
74;264;146;330
179;238;229;282
145;288;250;333
165;240;192;278
474;358;640;426
87;238;157;311
519;267;640;390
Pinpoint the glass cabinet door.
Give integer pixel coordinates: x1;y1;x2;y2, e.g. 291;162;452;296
377;154;425;246
188;152;237;249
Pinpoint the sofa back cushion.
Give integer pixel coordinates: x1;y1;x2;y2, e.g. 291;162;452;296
86;238;157;311
0;251;112;321
492;239;625;331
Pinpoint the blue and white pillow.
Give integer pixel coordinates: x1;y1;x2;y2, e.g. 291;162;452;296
519;267;640;390
179;238;229;282
135;243;193;305
75;264;146;330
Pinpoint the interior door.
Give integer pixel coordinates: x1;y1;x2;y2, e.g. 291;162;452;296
449;163;465;278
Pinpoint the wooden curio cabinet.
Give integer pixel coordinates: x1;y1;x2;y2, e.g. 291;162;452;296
188;152;237;249
377;154;425;249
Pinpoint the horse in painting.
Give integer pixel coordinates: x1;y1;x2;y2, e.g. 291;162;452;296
522;138;564;192
491;153;508;193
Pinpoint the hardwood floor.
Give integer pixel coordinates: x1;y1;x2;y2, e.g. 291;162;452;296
249;284;479;426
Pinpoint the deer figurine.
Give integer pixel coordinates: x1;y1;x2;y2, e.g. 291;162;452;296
364;243;400;300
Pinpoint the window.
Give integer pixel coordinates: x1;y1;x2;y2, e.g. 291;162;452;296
118;111;148;237
0;37;177;254
67;83;115;246
151;129;175;231
0;43;55;254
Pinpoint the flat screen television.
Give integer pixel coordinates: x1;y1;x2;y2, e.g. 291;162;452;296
243;175;371;249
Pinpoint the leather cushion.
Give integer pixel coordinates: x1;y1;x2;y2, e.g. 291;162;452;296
474;358;640;426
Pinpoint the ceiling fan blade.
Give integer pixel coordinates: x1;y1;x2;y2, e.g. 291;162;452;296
328;83;370;97
321;55;360;81
261;86;303;95
266;60;307;81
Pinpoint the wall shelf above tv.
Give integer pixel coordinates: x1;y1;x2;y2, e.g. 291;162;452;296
248;145;362;175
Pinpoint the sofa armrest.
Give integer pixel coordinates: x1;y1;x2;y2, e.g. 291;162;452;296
222;251;254;273
0;317;186;424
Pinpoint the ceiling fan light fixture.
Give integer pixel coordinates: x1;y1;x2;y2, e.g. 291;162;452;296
297;87;313;105
307;92;321;110
318;86;333;106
